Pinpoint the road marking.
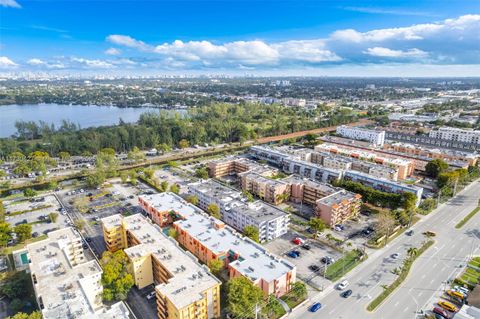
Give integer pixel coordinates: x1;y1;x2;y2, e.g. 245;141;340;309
394;301;399;307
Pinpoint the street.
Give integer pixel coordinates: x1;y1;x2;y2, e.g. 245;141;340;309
288;180;480;319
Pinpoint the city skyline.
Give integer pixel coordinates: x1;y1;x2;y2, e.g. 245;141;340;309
1;0;479;76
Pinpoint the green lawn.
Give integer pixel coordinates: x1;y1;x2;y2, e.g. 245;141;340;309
325;249;366;281
455;206;480;229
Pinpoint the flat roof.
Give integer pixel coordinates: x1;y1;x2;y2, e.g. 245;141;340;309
318;190;360;206
105;213;221;310
283;175;339;194
188;179;241;203
25;228;130;319
140;193;295;283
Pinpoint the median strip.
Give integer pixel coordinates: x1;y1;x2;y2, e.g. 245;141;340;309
455;206;480;229
366;240;434;312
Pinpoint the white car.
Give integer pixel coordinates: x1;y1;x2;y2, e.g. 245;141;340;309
146;291;156;300
338;280;349;290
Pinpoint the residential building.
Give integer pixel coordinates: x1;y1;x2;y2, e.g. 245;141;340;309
207;157;276;178
386;130;480;152
239;172;291;204
343;170;423;206
101;214;221;319
187;180;290;241
249;145;290;166
137;192;296;297
336;125;386;146
316;190;362;226
23;228;130;319
429;127;480;144
284;175;340;206
281;157;343;183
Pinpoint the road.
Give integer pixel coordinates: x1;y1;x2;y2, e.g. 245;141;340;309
289;180;480;319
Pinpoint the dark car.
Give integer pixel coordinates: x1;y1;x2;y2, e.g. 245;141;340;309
406;230;414;236
82;243;88;249
321;256;334;265
309;302;322;312
32;232;39;238
433;307;449;319
301;244;311;250
85;237;92;243
309;265;320;272
287;250;301;258
341;289;353;298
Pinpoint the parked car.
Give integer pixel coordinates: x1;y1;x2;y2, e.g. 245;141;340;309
146;291;156;300
432;306;450;318
391;253;400;259
309;265;320;272
309;302;322;312
321;256;335;265
292;237;304;245
334;224;345;231
338;280;349;290
301;244;311;250
341;289;353;298
287;250;301;258
438;301;458;312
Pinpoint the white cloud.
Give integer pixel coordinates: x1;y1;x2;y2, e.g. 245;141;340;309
27;58;45;65
106;35;150;51
0;0;21;8
0;56;18;68
71;57;114;68
364;47;428;58
105;48;121;55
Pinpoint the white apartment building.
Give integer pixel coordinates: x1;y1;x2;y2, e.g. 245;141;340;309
429;127;480;144
22;228;130;319
336;125;386;146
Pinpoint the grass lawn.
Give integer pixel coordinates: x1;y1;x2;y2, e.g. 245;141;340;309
325;249;366;281
455;206;480;229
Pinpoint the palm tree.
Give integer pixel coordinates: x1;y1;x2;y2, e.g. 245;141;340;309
407;247;418;259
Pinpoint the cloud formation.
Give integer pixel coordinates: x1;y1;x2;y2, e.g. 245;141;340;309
0;0;21;8
0;56;18;68
364;47;428;58
105;48;121;55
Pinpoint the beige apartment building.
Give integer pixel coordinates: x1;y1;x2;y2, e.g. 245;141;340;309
102;214;221;319
316;190;362;226
239;172;291;204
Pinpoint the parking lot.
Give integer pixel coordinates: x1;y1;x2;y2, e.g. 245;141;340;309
4;194;69;240
154;167;191;194
264;230;342;290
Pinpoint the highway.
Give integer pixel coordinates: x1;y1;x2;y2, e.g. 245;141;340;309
288;180;480;319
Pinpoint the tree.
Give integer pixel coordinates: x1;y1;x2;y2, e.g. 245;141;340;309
242;190;254;202
100;250;134;301
0;221;12;247
23;188;37;198
74;219;86;231
144;168;154;179
160;181;169;192
6;311;43;319
207;203;221;219
156;143;171;154
437;171;459;189
376;211;396;244
186;195;199;205
14;224;32;243
170;184;180;194
168;227;178;239
127;146;145;163
178;139;190;149
308;217;327;238
119;171;128;184
290;281;307;300
425;159;448;178
263;295;285;318
58;151;71;161
226;276;264;319
47;180;58;190
0;271;30;299
208;259;224;275
243;225;259;243
49;212;59;223
407;247;418;259
85;171;106;188
195;167;209;179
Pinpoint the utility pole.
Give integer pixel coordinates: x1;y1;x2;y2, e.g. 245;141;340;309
255;303;260;319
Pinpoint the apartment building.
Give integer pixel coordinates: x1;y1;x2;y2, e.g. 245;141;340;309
385;130;480;152
315;143;414;179
23;228;130;319
249;145;290;166
343;170;423;206
336;125;386;146
102;214;221;319
239;171;291;204
285;175;339;205
429;127;480;144
187;180;290;241
282;157;343;183
316;190;362;226
207;157;276;178
137;192;296;297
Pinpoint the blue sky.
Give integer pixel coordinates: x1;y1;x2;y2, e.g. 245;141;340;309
1;0;479;76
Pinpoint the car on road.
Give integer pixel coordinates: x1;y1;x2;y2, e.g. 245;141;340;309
146;291;156;300
438;301;458;312
391;253;400;259
406;230;414;236
423;231;437;237
433;306;450;318
337;280;349;290
341;289;352;298
334;224;344;231
292;237;304;245
309;265;320;272
309;302;322;312
287;250;301;258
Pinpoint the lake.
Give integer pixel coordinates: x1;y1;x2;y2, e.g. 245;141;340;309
0;104;187;138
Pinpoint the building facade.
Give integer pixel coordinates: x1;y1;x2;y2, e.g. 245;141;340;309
136;192;296;297
429;127;480;145
336;125;386;146
316;190;362;226
23;228;130;319
102;214;221;319
239;172;291;204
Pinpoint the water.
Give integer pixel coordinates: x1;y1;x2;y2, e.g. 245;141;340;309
0;103;187;138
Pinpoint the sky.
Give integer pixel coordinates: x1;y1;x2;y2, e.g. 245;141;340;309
0;0;479;77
